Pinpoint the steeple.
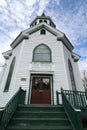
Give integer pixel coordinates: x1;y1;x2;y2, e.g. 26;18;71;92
41;12;46;17
30;13;56;28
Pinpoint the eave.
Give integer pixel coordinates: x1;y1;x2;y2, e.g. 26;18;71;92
72;52;80;62
57;34;74;51
10;33;29;49
2;49;12;59
10;22;74;51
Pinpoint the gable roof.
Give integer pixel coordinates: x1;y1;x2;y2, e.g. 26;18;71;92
10;22;73;51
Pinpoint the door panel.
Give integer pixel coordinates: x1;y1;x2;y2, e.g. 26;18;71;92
30;75;51;104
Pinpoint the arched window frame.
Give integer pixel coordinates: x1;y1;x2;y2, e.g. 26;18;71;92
68;59;77;91
33;44;52;62
4;57;16;92
40;29;46;35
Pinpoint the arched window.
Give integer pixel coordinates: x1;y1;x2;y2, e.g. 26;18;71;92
40;29;46;35
33;44;51;62
4;57;16;92
68;59;76;91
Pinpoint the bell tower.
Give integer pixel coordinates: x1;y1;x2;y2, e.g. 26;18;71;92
30;13;56;28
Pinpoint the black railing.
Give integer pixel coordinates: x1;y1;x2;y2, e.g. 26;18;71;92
0;88;26;130
63;90;87;108
56;89;83;130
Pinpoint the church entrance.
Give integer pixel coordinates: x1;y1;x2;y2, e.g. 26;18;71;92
30;75;52;104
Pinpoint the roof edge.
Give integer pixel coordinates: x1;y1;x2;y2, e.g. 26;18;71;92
57;34;74;51
10;33;29;49
2;49;12;59
72;52;81;62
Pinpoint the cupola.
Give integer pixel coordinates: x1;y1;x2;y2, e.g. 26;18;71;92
30;13;56;28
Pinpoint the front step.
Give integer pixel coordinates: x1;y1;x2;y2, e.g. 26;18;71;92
6;126;72;130
6;105;73;130
13;111;67;118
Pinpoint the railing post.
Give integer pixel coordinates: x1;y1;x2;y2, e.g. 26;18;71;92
19;88;26;104
56;91;59;105
0;108;4;121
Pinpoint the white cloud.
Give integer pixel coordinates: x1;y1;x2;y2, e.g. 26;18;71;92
0;0;7;7
75;47;87;58
25;0;37;6
54;0;61;5
78;59;87;71
38;0;50;14
50;3;87;47
0;0;87;73
8;29;21;40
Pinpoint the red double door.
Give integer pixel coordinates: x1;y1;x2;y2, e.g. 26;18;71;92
30;75;51;104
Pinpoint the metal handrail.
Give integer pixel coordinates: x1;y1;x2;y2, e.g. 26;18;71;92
63;90;87;108
0;87;26;130
60;89;83;130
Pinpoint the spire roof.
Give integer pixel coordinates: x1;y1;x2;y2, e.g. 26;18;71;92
41;12;46;17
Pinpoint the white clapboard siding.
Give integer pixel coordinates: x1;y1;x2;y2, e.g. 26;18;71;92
0;27;84;106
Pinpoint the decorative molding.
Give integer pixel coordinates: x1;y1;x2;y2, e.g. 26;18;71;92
2;49;12;59
71;52;80;62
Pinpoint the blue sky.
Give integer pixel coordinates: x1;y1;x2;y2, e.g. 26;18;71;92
0;0;87;71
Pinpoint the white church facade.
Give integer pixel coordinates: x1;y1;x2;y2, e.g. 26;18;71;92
0;13;84;107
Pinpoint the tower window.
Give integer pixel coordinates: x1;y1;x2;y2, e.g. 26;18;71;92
40;29;46;35
44;20;47;23
39;20;43;23
33;44;51;62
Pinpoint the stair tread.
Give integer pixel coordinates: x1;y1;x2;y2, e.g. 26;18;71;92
16;111;66;113
7;125;72;129
6;105;73;130
12;117;69;120
18;104;64;107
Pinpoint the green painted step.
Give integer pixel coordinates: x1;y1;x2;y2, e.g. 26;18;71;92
14;111;67;118
17;105;65;112
7;126;72;130
6;105;73;130
9;117;70;126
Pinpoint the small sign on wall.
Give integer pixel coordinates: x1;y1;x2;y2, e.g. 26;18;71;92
21;77;26;81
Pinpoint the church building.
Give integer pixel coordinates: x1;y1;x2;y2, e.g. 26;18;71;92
0;13;87;130
0;13;84;106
